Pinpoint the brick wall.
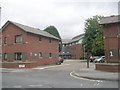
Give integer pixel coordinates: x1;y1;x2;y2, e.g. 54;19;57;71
69;44;83;59
2;23;27;62
103;23;119;63
2;23;59;66
96;63;120;72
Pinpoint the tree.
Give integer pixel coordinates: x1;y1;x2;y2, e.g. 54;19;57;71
82;15;104;56
44;26;61;40
92;35;104;56
44;26;62;52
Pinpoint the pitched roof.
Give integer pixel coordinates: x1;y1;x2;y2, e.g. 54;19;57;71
70;33;84;43
100;15;120;25
62;39;71;44
1;21;60;40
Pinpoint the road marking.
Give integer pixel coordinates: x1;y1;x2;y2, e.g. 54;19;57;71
70;71;103;82
13;85;22;88
28;84;43;87
80;84;83;86
34;64;70;70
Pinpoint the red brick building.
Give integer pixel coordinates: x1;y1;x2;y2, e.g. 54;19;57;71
100;15;120;63
69;34;84;59
1;21;59;67
95;15;120;72
60;34;84;59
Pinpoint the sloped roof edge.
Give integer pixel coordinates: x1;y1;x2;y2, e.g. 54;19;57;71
1;20;60;40
100;15;120;25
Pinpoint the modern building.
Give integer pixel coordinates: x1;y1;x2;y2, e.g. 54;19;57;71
1;21;60;67
60;39;71;59
60;34;84;59
69;34;84;59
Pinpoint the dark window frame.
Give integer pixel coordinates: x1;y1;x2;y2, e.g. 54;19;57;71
39;52;42;58
49;38;51;43
0;38;1;45
15;35;22;43
39;36;42;41
15;52;22;60
4;37;7;44
49;53;52;58
4;53;7;60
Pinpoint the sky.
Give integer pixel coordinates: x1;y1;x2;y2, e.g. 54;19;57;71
0;0;119;39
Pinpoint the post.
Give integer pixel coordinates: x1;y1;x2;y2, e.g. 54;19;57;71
86;52;90;68
84;45;85;60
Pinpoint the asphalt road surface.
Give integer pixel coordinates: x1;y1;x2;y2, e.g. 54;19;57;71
2;60;119;88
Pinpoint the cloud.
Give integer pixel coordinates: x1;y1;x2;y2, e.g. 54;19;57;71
0;0;119;39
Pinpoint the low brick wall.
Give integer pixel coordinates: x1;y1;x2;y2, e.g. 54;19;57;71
1;59;59;68
95;63;120;72
2;62;38;68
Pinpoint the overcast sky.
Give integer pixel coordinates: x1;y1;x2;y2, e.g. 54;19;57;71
0;0;119;39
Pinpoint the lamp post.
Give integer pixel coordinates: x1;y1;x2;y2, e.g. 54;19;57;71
86;50;90;68
83;45;85;60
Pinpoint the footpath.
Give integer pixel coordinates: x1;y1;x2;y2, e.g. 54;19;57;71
73;61;119;81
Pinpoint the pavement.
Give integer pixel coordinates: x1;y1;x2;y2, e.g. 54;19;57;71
72;61;119;81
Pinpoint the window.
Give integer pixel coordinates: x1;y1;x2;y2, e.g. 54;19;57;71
0;38;1;45
15;35;22;43
0;53;2;59
39;36;42;41
4;53;7;60
15;52;22;60
49;38;51;43
49;53;52;58
39;52;42;58
4;37;7;44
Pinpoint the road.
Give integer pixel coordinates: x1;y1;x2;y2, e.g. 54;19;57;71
2;60;119;88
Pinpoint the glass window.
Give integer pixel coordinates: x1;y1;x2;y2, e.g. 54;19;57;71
15;35;22;43
15;52;22;60
39;36;42;41
0;53;2;60
4;53;7;60
4;37;7;44
49;53;52;57
0;38;1;45
39;52;42;58
49;38;51;43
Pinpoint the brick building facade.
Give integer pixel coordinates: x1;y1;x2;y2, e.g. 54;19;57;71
100;15;120;63
60;34;84;59
1;21;59;66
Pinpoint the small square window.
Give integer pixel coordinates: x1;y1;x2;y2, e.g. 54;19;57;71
4;37;7;44
49;38;51;43
0;38;1;45
39;52;42;58
49;53;52;58
15;35;22;43
39;36;42;41
4;53;7;60
15;52;22;60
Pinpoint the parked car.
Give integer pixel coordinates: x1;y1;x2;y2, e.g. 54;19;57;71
94;56;105;63
57;57;64;65
90;56;100;62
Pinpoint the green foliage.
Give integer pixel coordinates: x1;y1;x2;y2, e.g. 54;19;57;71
44;26;62;52
82;15;104;56
44;26;61;40
80;55;86;60
92;35;104;56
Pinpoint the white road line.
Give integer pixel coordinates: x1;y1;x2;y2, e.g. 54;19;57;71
70;71;103;82
34;64;70;70
13;85;22;88
28;84;43;87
